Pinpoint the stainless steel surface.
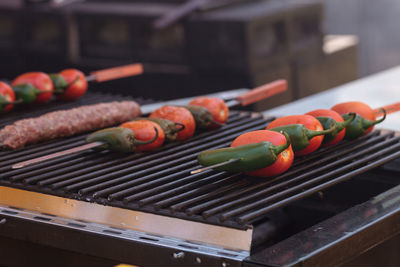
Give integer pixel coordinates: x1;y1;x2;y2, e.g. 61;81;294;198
246;183;400;266
0;186;253;251
0;204;249;262
264;66;400;131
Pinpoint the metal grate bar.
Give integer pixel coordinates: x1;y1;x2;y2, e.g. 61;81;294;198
154;174;243;210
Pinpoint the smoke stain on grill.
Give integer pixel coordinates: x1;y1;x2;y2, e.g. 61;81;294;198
1;92;400;229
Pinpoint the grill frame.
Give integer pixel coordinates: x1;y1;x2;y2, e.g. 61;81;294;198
0;91;399;264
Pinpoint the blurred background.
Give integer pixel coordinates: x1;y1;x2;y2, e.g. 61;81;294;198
0;0;397;109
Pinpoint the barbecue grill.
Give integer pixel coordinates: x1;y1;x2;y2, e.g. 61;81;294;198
1;92;400;267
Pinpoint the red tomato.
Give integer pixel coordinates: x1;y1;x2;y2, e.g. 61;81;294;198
0;81;16;112
189;97;229;126
12;72;54;103
306;109;345;146
150;106;195;141
120;120;165;152
231;130;294;177
266;115;324;156
57;69;88;101
331;101;376;134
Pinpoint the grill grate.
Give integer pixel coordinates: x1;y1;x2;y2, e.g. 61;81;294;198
1;93;400;230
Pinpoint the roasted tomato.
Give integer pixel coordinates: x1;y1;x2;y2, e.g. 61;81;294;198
150;105;196;141
266;115;326;156
189;97;229;127
12;72;54;103
0;81;16;112
56;69;88;101
120;120;165;152
231;130;294;177
331;101;376;134
305;109;347;146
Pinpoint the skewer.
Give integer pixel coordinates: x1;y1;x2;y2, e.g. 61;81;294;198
12;142;105;169
190;158;240;174
10;80;287;169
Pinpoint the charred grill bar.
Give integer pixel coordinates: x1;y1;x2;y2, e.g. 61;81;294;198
1;92;400;266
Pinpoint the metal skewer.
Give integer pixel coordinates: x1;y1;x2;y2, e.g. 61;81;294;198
190;158;241;174
12;142;105;169
10;80;287;169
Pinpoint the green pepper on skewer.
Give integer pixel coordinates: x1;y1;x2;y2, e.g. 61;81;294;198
268;123;336;153
49;73;68;94
130;117;185;142
197;132;291;173
86;127;159;153
12;83;51;104
182;105;225;129
342;109;387;140
316;113;356;145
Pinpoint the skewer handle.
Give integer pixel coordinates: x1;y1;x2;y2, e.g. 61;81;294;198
12;141;105;169
87;63;144;83
374;102;400;116
236;80;287;106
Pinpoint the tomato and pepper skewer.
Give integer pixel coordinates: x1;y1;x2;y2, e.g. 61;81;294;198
7;63;144;106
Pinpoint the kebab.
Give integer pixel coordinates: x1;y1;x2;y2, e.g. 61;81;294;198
2;63;144;110
7;80;287;169
194;101;396;176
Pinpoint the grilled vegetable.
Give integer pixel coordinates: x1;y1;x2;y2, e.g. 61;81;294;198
266;115;336;156
182;105;224;129
150;105;196;141
52;69;88;101
12;72;54;103
306;109;356;146
197;130;292;177
189;97;229;128
86;127;159;153
341;109;386;140
231;130;294;177
331;101;378;134
120;120;165;151
131;117;184;142
0;82;17;112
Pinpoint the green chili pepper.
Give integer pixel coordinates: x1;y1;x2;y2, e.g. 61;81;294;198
182;105;224;129
316;113;356;144
49;73;68;94
131;117;185;141
86;127;159;153
197;132;290;172
12;83;45;104
269;124;336;152
0;95;21;112
342;109;386;140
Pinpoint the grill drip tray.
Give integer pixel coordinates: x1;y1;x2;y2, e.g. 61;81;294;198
1;93;400;253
